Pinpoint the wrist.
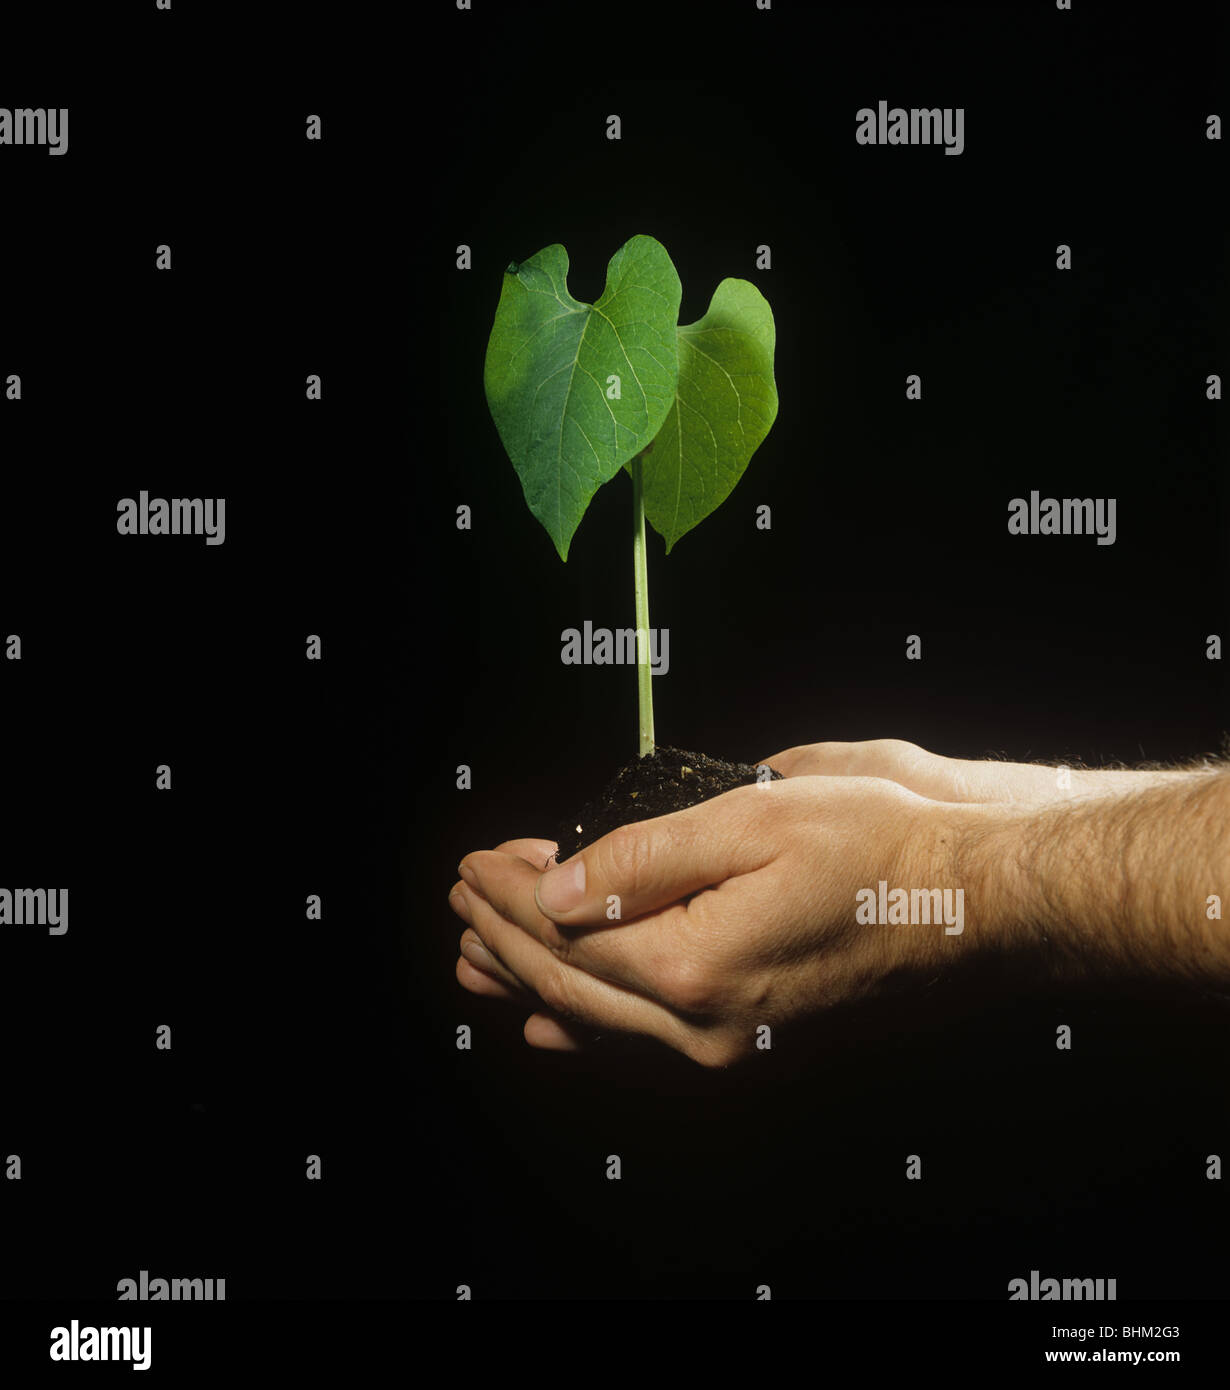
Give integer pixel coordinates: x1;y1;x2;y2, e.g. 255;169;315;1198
921;796;1039;966
880;794;1026;976
948;786;1172;986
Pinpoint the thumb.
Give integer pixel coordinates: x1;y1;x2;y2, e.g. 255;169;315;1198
533;784;773;927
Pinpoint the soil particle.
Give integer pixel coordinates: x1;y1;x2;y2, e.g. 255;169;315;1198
554;745;783;861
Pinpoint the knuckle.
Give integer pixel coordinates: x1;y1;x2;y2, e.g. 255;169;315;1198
536;973;569;1017
723;781;784;840
867;739;906;761
595;822;655;901
766;742;812;771
688;1031;745;1070
733;778;797;843
874;737;923;763
659;953;719;1015
535;968;574;1018
806;740;846;762
535;914;572;957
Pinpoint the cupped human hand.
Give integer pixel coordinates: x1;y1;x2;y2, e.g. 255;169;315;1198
449;775;998;1067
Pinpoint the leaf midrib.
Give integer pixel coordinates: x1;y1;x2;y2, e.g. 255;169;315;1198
544;287;658;547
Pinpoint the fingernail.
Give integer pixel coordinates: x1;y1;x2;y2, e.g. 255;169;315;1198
449;890;472;923
535;857;586;915
460;937;497;973
457;861;479;889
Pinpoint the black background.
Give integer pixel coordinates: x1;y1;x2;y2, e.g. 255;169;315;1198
0;0;1227;1358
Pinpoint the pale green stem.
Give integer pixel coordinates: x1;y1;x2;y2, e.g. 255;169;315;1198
630;453;655;758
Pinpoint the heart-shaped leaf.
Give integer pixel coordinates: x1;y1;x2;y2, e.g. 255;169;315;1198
638;277;778;553
484;235;682;561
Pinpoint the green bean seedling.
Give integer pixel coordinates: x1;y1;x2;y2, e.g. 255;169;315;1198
484;233;778;758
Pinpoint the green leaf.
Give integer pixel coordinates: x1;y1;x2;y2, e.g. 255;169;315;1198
638;277;778;554
483;235;682;561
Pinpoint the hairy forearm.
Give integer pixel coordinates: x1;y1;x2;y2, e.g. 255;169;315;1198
961;768;1230;987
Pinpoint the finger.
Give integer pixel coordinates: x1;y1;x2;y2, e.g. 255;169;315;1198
452;886;536;993
459;924;540;997
457;841;558;903
776;741;1030;805
458;849;694;995
461;885;697;1054
753;746;812;777
755;741;894;779
519;783;777;928
492;837;560;870
456;953;533;1002
754;740;968;800
523;1011;590;1051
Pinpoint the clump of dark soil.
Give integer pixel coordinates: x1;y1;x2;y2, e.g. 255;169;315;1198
554;745;783;862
